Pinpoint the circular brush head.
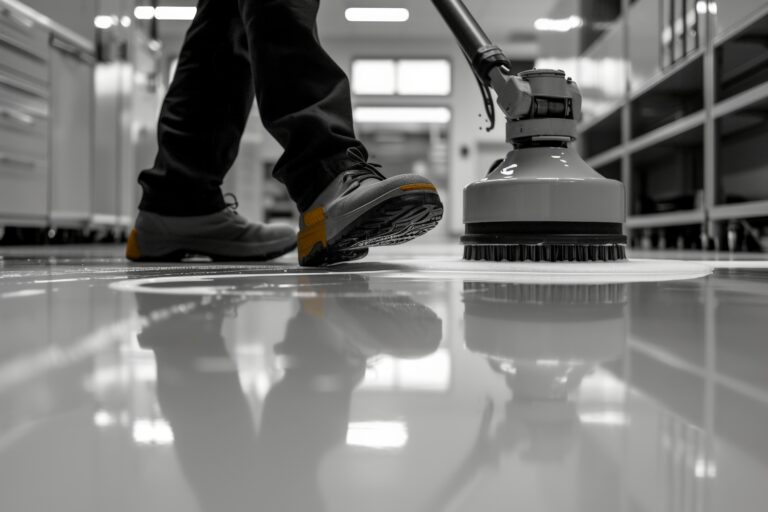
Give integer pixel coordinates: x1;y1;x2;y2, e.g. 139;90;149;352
462;223;628;262
464;243;627;262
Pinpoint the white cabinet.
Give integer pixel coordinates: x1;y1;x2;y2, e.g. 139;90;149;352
0;5;50;220
49;37;94;224
0;0;95;229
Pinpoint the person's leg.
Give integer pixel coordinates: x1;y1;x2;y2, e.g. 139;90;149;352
138;0;253;216
238;0;364;212
237;0;443;266
127;0;296;262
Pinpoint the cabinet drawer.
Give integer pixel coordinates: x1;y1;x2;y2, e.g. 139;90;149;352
0;73;48;117
0;116;48;157
0;6;49;61
0;151;48;217
0;39;49;85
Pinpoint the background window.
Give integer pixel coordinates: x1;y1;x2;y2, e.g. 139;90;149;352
352;58;452;96
351;59;397;95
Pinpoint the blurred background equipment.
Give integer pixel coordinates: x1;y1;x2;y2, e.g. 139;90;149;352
0;0;767;255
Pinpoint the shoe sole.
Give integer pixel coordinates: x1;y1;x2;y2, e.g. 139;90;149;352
126;229;297;263
299;191;443;267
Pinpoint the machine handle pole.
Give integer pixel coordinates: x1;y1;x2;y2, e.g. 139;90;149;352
431;0;493;59
431;0;511;82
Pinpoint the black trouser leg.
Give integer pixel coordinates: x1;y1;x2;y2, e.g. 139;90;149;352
138;0;254;216
239;0;364;211
139;0;365;216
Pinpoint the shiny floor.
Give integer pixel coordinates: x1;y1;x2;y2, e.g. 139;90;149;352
2;244;768;512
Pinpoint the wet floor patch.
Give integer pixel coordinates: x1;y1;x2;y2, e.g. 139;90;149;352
110;258;713;296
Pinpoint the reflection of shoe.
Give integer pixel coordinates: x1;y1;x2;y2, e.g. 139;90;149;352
274;274;442;368
329;293;443;359
298;148;443;267
126;200;296;262
134;294;241;351
279;274;443;360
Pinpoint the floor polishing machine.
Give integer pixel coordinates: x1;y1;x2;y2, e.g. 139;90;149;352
432;0;627;262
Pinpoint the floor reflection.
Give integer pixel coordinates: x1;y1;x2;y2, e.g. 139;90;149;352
424;282;629;510
134;274;442;511
3;252;768;511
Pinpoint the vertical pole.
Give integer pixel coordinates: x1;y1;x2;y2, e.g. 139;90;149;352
621;0;632;239
703;2;717;249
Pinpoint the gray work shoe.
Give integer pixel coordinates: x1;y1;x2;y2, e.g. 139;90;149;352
298;148;443;266
126;199;296;262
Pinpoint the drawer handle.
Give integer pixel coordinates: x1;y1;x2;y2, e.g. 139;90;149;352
0;152;38;169
51;37;85;60
0;107;35;126
1;8;34;30
0;72;48;99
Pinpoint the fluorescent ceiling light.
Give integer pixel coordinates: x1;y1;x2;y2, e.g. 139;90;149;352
345;7;409;22
534;15;583;32
134;6;197;21
134;6;154;19
155;6;197;20
353;106;451;124
94;15;117;29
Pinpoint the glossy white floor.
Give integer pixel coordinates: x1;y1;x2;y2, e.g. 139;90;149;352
2;243;768;512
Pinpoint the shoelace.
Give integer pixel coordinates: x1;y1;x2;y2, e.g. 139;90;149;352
342;147;386;188
224;192;239;210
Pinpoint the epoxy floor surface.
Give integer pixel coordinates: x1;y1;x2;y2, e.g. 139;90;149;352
1;244;768;512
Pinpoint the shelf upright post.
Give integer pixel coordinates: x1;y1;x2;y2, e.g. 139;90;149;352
702;0;718;249
621;0;633;238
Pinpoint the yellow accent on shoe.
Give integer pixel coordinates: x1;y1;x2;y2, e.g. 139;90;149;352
300;276;326;317
298;207;327;260
399;183;437;192
303;206;326;226
126;229;141;261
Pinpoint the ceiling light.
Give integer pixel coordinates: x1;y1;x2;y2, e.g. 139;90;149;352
134;6;154;20
154;6;197;20
345;7;409;22
534;15;583;32
353;106;451;124
94;15;117;29
134;6;197;21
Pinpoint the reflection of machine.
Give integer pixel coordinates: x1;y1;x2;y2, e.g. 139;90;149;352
464;282;627;400
462;282;627;460
424;282;628;511
431;0;627;261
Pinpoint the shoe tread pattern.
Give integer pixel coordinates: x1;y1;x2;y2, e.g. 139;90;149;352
300;193;443;266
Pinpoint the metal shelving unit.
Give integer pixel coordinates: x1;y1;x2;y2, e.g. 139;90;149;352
626;209;706;229
546;0;768;252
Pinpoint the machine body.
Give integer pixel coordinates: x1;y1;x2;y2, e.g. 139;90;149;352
431;0;628;261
